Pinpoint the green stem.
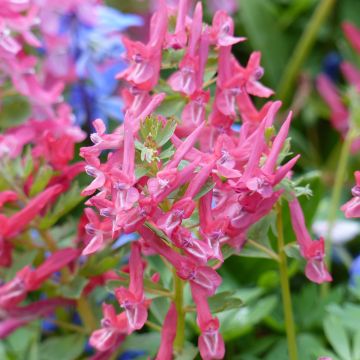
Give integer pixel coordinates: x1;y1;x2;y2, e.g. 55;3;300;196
277;0;335;103
49;319;89;334
146;320;162;332
247;239;280;262
173;268;185;354
77;297;98;332
277;204;298;360
324;130;355;276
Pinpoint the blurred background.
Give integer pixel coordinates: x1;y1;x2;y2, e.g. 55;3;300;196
2;0;360;359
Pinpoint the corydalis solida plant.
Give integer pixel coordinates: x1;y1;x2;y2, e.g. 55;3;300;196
81;0;332;358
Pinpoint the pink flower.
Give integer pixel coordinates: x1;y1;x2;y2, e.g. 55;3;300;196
157;197;195;236
0;191;18;208
289;198;332;284
343;22;360;55
166;0;189;49
82;208;113;255
192;284;225;360
168;2;203;95
341;171;360;218
341;61;360;91
118;0;167;90
0;298;73;338
89;303;128;352
210;10;245;47
316;74;348;134
4;184;63;239
0;248;79;308
114;242;148;332
155;303;177;360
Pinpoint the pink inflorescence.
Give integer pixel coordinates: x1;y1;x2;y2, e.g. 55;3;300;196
80;0;332;358
317;22;360;220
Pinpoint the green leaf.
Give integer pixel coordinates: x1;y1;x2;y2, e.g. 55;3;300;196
5;249;38;281
248;211;276;246
156;118;177;146
0;95;31;130
121;333;161;358
284;243;302;260
175;342;198;360
59;276;88;299
82;254;123;277
39;182;83;229
220;295;277;341
239;0;290;87
39;334;85;360
155;96;186;117
193;179;216;201
29;165;54;196
23;147;34;179
353;330;360;360
150;297;170;324
324;314;352;360
6;324;40;360
208;291;243;313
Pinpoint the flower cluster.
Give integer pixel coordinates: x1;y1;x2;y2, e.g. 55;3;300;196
317;22;360;219
81;1;332;358
0;0;138;349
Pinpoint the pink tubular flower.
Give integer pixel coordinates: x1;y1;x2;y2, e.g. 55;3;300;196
82;208;113;255
289;198;332;284
155;303;177;360
210;10;245;47
4;184;63;239
316;74;349;134
89;303;128;352
0;191;18;208
117;0;167;90
0;298;73;338
0;248;79;308
192;284;225;360
115;242;148;332
343;22;360;55
341;171;360;218
168;1;203;95
166;0;189;49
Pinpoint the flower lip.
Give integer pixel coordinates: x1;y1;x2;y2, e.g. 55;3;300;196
85;165;97;177
352;185;360;197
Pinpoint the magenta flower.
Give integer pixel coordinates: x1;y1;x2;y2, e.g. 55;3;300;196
118;0;167;90
0;191;18;208
0;298;73;338
155;303;177;360
316;74;349;135
343;22;360;54
341;171;360;218
0;248;79;308
114;242;148;332
168;2;203;95
89;303;128;352
289;198;332;284
192;284;225;360
4;184;63;239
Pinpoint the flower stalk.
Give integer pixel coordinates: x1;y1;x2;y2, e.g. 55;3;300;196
278;0;336;104
277;204;298;360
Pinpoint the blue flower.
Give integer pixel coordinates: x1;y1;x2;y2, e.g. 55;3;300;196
322;52;342;83
58;6;142;126
117;350;147;360
350;254;360;285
